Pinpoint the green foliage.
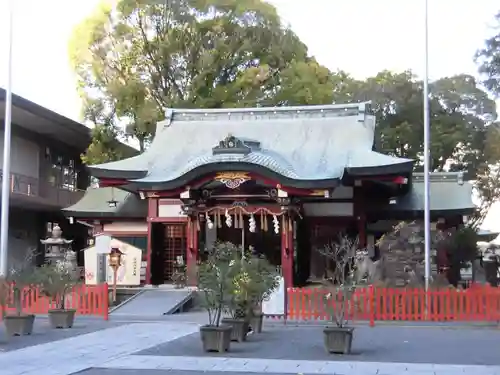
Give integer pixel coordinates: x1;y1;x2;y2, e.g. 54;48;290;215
70;1;500;225
475;11;500;97
69;0;332;153
332;70;499;227
4;249;42;316
332;71;498;174
231;253;279;318
38;264;81;310
446;227;478;268
81;124;123;165
247;255;280;304
198;241;242;326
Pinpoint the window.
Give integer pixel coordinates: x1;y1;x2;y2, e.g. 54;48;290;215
47;150;79;191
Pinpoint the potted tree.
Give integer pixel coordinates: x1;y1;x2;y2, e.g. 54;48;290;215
244;255;280;333
198;242;241;352
38;264;79;329
222;269;252;342
221;248;271;341
3;250;40;336
318;235;361;354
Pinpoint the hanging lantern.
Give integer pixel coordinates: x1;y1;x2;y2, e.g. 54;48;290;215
225;209;232;227
273;214;279;234
249;214;256;233
206;213;214;230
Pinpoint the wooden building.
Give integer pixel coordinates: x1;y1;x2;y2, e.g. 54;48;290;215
63;103;475;288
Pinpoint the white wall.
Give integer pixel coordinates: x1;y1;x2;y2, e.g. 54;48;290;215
102;222;148;234
0;130;40;178
158;199;186;218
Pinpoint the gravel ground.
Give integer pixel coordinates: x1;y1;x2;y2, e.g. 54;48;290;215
135;324;500;366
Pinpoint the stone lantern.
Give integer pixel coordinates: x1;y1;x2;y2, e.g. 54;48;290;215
40;225;77;278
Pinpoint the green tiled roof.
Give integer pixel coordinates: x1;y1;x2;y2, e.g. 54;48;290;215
89;103;413;184
62;187;147;218
387;172;475;214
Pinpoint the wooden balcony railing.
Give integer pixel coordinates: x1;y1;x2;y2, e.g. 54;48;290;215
0;170;85;208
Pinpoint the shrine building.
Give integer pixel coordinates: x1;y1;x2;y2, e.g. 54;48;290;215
63;103;475;288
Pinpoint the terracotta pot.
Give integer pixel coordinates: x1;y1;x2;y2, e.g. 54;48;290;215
48;309;76;329
323;326;354;354
3;314;35;336
199;324;232;353
221;318;249;342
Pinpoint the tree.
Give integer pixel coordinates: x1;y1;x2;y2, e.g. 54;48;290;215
332;71;497;172
332;70;500;228
475;11;500;98
474;10;500;227
69;0;335;153
80;97;124;165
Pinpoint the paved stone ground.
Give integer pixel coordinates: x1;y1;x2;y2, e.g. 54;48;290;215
0;317;123;352
136;325;500;366
77;372;250;375
96;355;500;375
2;317;500;375
0;322;200;375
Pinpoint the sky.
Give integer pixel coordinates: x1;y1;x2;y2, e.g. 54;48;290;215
0;0;500;230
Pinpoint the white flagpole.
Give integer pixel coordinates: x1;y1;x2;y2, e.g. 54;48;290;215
0;0;14;277
423;0;432;291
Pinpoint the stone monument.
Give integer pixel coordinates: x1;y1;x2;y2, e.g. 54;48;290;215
40;225;78;279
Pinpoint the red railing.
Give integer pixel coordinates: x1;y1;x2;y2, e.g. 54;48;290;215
0;283;109;320
287;286;500;326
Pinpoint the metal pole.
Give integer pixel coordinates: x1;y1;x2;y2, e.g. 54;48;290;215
112;268;117;302
0;0;14;277
423;0;432;292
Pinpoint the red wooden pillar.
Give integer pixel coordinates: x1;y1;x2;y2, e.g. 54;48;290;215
186;216;198;286
287;216;294;288
145;197;158;285
281;215;293;290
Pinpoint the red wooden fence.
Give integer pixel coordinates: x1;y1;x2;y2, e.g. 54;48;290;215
287;285;500;326
0;283;109;320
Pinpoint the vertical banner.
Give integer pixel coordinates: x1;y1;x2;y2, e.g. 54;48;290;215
262;276;285;316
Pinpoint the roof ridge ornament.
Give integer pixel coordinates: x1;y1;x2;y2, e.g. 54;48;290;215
212;134;251;155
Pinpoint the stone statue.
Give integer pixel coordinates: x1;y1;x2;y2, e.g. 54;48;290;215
354;250;387;284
